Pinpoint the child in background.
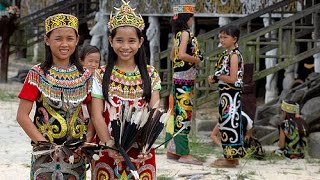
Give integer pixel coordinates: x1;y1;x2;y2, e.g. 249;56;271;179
16;13;92;179
79;45;101;143
79;44;101;73
90;1;161;179
208;25;244;168
276;100;309;159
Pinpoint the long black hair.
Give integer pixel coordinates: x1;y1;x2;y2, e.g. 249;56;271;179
102;26;152;103
40;30;83;74
171;13;194;35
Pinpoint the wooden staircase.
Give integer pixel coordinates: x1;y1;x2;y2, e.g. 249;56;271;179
155;0;320;109
10;0;99;53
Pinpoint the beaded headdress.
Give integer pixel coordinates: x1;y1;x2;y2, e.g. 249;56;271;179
108;0;145;31
173;4;196;15
281;101;300;115
45;13;78;34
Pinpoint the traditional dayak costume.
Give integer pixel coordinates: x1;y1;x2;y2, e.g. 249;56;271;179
165;4;203;158
90;1;162;179
279;101;308;159
91;66;161;179
18;13;92;179
214;47;244;159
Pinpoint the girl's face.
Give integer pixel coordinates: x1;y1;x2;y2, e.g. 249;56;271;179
81;52;100;73
187;16;193;28
109;26;143;64
45;27;79;65
219;32;237;51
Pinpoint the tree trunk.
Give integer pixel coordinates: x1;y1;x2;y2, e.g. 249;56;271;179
0;16;16;83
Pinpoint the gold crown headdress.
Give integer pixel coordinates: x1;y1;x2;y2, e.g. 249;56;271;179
45;13;78;34
281;101;300;115
173;4;196;15
108;0;145;31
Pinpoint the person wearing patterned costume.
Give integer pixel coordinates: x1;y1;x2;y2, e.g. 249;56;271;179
165;4;203;165
90;1;161;179
208;25;244;168
16;13;92;179
276;100;309;159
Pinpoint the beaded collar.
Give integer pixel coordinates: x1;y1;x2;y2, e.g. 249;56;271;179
28;64;92;103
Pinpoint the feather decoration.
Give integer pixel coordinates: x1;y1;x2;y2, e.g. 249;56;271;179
105;99;170;179
138;108;170;154
109;104;139;179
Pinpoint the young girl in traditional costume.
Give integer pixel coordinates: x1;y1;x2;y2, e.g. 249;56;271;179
165;4;203;165
208;25;244;168
276;100;309;159
16;13;92;179
90;1;161;179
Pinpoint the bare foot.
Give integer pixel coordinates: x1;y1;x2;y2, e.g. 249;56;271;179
178;155;203;165
210;158;238;168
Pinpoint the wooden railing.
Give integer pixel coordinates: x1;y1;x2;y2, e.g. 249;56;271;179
155;0;320;109
10;0;99;53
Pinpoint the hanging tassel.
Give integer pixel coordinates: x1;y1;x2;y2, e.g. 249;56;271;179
52;171;63;180
68;155;74;164
92;153;100;161
98;149;103;157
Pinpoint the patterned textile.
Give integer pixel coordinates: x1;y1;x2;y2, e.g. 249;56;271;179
215;48;245;159
165;81;194;156
172;30;201;75
91;65;161;180
18;64;92;180
280;119;307;159
214;48;244;89
45;13;78;34
165;30;200;156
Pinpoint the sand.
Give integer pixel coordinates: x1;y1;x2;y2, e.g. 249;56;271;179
0;81;319;180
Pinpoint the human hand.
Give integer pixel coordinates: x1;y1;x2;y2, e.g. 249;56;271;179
194;57;201;65
106;149;124;162
244;135;251;141
208;75;216;84
131;152;153;164
86;133;96;143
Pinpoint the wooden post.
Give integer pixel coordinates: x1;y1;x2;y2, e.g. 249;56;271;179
241;63;256;121
0;14;17;82
313;3;320;73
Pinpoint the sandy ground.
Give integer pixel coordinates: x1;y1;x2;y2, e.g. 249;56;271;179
1;84;320;180
0;62;320;179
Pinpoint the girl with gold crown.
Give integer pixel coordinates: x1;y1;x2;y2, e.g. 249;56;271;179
165;4;203;165
90;1;161;179
276;100;310;159
16;13;92;179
